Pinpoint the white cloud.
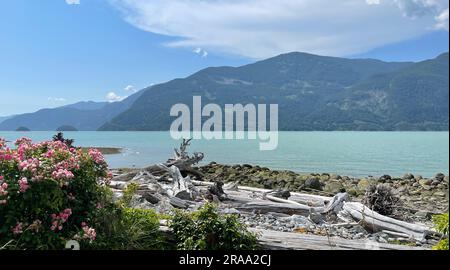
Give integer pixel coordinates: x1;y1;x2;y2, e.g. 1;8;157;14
65;0;80;5
193;48;208;58
124;85;136;92
366;0;381;5
110;0;449;59
393;0;440;18
435;8;449;30
106;92;126;102
48;97;67;102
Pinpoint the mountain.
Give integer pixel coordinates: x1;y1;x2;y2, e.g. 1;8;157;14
63;101;109;111
0;116;12;124
100;52;448;131
0;90;144;131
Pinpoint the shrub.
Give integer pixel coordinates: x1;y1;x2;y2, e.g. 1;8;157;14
52;132;75;148
0;137;111;250
89;183;167;250
90;206;166;250
432;213;449;250
362;184;399;216
170;203;259;250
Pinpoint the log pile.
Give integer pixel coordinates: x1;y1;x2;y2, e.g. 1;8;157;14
109;140;441;250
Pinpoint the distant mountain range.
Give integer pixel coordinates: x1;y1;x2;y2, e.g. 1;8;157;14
0;116;12;124
1;52;448;131
0;91;143;131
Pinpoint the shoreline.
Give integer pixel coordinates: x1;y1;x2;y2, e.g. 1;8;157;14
109;162;449;249
111;162;449;221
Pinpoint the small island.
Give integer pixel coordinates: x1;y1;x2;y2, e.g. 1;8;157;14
56;125;78;132
15;126;30;131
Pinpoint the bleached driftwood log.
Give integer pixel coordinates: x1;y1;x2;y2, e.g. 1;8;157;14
157;164;198;200
192;180;331;205
164;139;204;172
252;228;426;250
341;202;432;241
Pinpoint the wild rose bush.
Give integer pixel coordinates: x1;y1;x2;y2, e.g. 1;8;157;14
0;137;112;249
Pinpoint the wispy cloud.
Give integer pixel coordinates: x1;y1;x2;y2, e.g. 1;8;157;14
48;97;67;102
194;48;208;58
110;0;449;59
106;92;126;102
65;0;80;5
435;8;449;30
124;85;136;92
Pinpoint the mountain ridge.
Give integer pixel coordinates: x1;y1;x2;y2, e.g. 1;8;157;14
1;52;448;131
100;52;448;131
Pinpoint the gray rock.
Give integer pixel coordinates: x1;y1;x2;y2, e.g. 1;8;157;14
129;195;154;209
435;173;445;181
415;210;428;219
379;175;392;181
403;173;415;180
175;190;194;201
142;192;163;204
223;208;240;215
304;178;322;190
309;212;324;224
288;215;314;226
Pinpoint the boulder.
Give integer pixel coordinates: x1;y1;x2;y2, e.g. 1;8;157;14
435;173;445;182
402;173;415;180
357;179;373;192
324;181;344;194
419;179;432;187
304;178;322;190
379;175;392;182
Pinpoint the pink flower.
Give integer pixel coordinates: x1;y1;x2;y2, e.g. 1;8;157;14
88;149;105;165
80;222;96;241
18;177;30;193
0;182;8;196
51;169;74;181
50;208;72;231
14;137;32;146
0;138;6;148
12;222;23;235
18;158;40;173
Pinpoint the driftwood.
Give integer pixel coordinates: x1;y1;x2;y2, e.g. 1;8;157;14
340;202;432;241
157;164;198;200
191;180;433;241
252;228;426;250
164;139;204;172
237;201;311;216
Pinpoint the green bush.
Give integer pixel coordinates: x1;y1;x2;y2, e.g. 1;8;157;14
432;213;449;250
87;183;167;250
0;137;111;250
170;203;259;250
90;206;166;250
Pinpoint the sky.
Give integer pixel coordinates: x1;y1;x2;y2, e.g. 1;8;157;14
0;0;448;116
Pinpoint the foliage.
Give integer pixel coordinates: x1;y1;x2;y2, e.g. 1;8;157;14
0;137;111;249
90;206;166;250
362;184;399;216
170;203;259;250
432;213;449;250
52;132;75;148
118;183;139;208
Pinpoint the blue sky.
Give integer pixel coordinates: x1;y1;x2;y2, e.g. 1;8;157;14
0;0;448;116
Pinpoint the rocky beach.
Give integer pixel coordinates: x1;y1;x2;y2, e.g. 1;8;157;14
108;141;449;250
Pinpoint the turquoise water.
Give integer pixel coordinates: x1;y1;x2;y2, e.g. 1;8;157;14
0;131;448;177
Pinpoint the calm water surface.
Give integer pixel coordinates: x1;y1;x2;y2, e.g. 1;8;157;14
0;131;448;178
